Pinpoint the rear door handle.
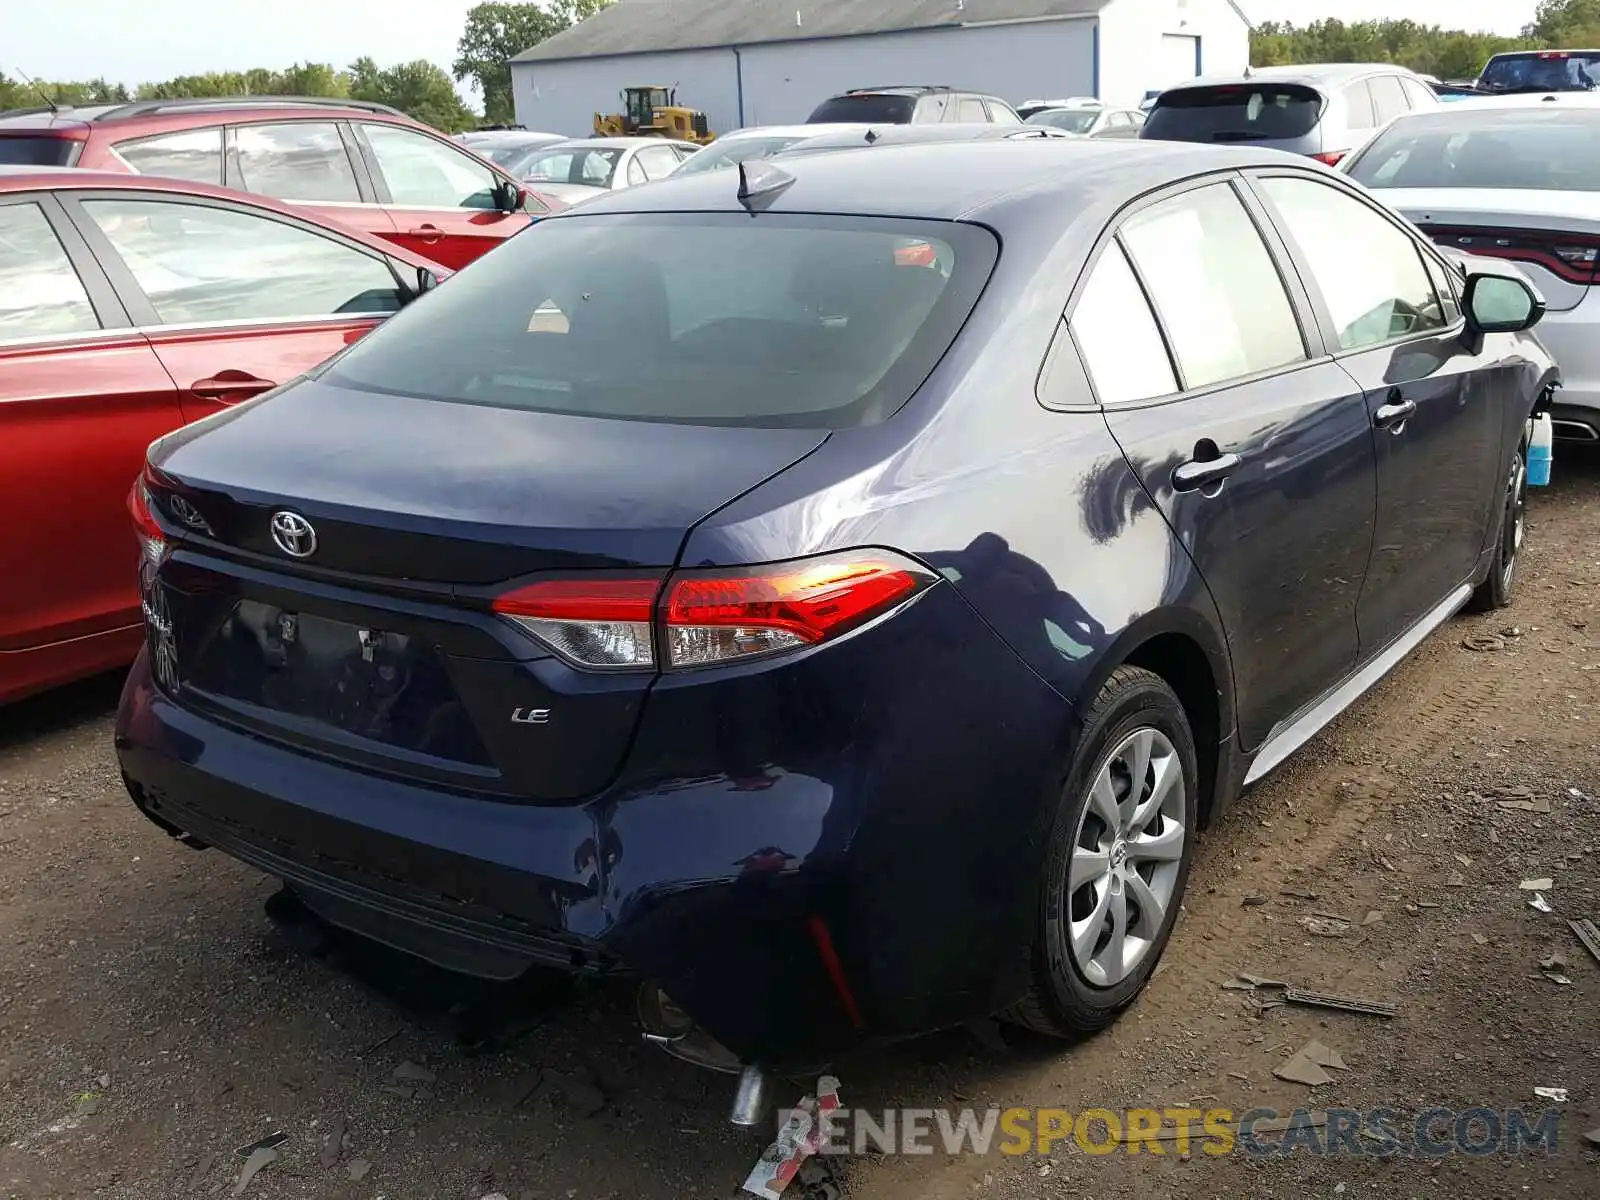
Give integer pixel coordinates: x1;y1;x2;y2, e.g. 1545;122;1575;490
1172;452;1242;492
1374;395;1417;431
409;223;443;244
190;372;276;400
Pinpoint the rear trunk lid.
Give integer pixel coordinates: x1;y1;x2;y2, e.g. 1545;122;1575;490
142;378;827;800
1380;187;1600;312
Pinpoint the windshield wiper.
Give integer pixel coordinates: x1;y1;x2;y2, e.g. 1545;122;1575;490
1209;130;1270;142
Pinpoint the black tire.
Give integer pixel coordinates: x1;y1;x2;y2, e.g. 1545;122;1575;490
1003;665;1199;1037
1467;435;1529;614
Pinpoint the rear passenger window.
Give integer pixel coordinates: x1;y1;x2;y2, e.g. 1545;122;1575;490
958;98;988;122
0;202;100;340
1369;75;1409;125
1401;76;1436;109
1069;242;1177;405
985;99;1022;125
1119;183;1306;390
115;128;224;185
1343;81;1376;130
233;122;362;203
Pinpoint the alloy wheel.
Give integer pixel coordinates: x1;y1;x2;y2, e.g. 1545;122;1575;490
1067;727;1187;988
1500;451;1527;594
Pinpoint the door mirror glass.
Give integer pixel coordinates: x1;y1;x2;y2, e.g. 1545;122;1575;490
417;265;440;295
1464;272;1543;333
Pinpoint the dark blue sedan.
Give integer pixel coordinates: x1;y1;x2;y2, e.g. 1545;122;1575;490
116;139;1556;1117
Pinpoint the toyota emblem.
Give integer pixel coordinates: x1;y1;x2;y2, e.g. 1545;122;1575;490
269;510;317;558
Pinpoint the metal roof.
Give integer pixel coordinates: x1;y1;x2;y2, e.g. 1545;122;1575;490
512;0;1109;64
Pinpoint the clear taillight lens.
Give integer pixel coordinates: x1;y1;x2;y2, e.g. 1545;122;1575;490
492;577;661;670
491;551;935;672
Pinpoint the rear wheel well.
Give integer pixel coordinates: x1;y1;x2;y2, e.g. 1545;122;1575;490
1123;634;1222;826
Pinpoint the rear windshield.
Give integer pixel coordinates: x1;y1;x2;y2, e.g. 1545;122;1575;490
1478;51;1600;93
325;213;997;428
0;135;83;166
1026;109;1099;134
807;94;916;124
1143;84;1324;143
1346;110;1600;191
672;136;808;175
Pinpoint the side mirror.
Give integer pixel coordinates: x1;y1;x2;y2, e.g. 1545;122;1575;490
493;178;527;213
414;265;441;297
1463;271;1545;334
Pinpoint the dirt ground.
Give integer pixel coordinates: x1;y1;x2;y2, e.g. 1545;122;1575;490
2;450;1597;1200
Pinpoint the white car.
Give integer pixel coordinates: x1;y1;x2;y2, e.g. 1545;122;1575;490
669;124;874;177
512;136;701;205
1342;92;1600;442
1025;104;1146;138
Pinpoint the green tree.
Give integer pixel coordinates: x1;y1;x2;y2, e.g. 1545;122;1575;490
1526;0;1600;40
454;0;613;125
349;58;477;131
1249;19;1535;80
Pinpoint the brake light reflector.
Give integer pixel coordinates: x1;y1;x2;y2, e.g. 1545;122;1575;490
493;577;660;669
128;473;165;566
1311;151;1346;166
663;550;935;668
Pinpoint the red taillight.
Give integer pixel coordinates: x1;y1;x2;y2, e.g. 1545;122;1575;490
1418;224;1600;285
1311;150;1346;166
492;551;935;671
664;551;934;668
127;471;165;566
492;577;661;670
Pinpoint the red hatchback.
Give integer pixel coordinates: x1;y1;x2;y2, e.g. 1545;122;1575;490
0;166;450;704
0;96;562;268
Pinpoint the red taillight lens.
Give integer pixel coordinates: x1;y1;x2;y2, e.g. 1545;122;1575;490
493;577;661;670
128;472;166;566
663;551;934;668
491;551;935;671
1311;151;1346;167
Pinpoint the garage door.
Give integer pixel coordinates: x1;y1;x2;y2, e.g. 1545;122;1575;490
1159;34;1201;85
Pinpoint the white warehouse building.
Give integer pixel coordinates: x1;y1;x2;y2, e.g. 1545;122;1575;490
511;0;1252;138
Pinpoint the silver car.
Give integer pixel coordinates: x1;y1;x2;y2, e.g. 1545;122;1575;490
513;136;701;205
669;124;873;177
1343;92;1600;442
1141;63;1441;166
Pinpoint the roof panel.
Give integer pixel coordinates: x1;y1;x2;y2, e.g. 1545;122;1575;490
512;0;1108;64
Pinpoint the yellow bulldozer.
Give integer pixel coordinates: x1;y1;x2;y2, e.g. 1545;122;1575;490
594;85;715;144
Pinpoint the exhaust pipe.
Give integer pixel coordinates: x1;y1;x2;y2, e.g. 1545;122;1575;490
1552;419;1599;441
729;1064;772;1129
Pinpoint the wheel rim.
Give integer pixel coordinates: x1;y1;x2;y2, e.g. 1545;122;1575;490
1500;451;1527;593
1067;727;1187;988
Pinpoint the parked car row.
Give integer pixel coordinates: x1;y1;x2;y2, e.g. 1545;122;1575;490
1;63;1586;1132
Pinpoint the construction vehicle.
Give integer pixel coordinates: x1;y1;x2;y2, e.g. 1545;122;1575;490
594;85;714;144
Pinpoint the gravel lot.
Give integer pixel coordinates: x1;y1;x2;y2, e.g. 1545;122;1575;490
3;448;1597;1200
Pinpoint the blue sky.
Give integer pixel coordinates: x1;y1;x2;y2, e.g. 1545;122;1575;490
7;0;1541;103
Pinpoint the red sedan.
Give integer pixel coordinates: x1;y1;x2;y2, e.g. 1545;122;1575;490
0;166;450;703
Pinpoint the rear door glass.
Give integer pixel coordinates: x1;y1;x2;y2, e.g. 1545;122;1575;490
1119;183;1306;389
232;122;362;203
0;201;101;339
958;97;989;122
1343;81;1376;131
1369;76;1409;125
115;128;224;184
1144;84;1324;143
